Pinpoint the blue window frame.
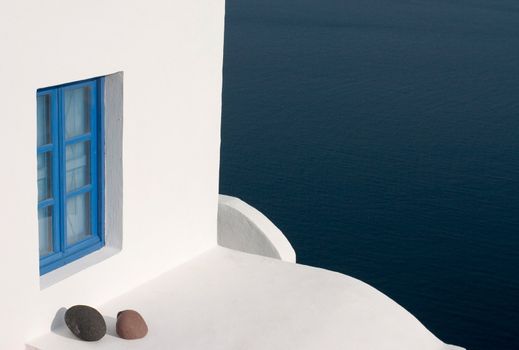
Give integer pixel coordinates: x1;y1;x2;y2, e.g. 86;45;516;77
37;77;104;275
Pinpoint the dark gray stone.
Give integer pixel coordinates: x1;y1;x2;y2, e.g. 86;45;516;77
64;305;106;341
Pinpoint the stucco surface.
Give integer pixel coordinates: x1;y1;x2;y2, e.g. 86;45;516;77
218;195;296;262
28;247;462;350
0;0;225;348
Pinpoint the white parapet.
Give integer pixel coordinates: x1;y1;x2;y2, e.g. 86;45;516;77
216;194;464;350
218;194;296;262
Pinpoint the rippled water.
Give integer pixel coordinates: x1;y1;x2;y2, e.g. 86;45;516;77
220;1;519;349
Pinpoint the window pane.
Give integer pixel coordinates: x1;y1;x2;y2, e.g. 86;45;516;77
66;141;91;192
37;152;52;201
64;86;91;138
66;192;92;245
38;206;54;257
37;94;52;146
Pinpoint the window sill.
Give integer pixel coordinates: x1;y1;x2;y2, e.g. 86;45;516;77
40;246;120;290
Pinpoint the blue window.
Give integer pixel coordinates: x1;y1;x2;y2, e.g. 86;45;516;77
37;78;104;275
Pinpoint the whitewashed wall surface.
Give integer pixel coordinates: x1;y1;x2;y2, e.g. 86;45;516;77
0;0;225;348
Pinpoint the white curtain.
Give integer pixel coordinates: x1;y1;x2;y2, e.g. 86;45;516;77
64;87;92;245
38;207;53;256
67;193;91;245
64;87;90;138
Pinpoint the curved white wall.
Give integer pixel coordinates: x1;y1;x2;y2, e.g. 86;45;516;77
217;196;463;350
0;1;225;348
218;195;296;262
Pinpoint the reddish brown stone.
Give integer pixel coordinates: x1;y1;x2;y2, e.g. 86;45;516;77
116;310;148;340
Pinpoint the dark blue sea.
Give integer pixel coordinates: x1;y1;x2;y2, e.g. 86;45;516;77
220;1;519;349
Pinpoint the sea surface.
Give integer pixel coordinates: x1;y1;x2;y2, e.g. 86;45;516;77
219;1;519;349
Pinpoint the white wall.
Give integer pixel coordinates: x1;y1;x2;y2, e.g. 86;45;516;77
218;195;296;262
0;0;225;348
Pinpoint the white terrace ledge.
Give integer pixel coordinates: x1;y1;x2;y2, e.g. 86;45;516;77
27;196;463;350
218;194;296;263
